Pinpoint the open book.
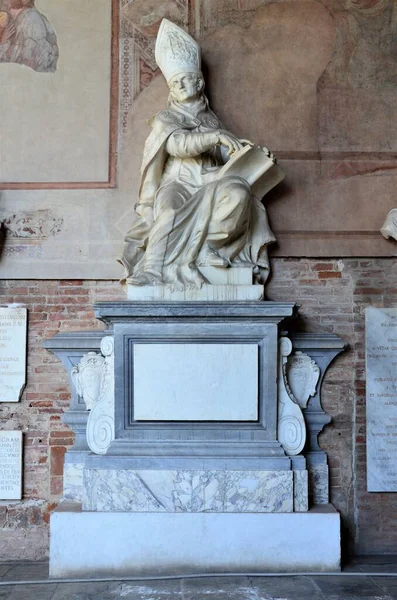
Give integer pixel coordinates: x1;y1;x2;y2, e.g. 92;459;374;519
216;144;284;199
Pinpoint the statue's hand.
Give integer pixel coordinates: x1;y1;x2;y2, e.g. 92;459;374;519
217;132;244;157
239;139;254;147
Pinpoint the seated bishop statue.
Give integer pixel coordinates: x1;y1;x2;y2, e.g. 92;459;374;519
119;19;282;290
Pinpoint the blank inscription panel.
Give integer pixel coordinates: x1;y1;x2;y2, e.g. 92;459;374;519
133;343;259;421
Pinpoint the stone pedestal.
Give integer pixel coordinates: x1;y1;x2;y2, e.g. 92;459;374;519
44;301;346;577
50;506;341;578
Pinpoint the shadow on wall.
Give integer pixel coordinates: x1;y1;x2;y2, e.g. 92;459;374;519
0;192;7;260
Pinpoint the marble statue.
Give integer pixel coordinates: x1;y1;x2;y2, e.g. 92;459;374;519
381;209;397;242
119;19;284;290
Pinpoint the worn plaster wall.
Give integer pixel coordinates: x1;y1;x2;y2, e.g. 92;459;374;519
1;0;396;278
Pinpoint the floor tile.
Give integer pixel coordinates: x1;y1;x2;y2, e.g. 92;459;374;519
251;575;320;598
182;575;251;590
0;567;12;579
370;577;397;599
0;560;397;600
311;575;387;597
0;586;15;600
110;581;182;600
51;581;123;600
181;575;255;600
5;583;57;600
319;596;392;600
3;562;49;582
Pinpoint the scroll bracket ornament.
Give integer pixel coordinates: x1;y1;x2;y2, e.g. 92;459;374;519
71;336;115;455
277;337;307;456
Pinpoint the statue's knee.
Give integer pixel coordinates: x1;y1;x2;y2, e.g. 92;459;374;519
227;183;250;205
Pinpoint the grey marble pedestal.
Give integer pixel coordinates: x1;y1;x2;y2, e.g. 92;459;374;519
95;301;296;469
45;301;345;577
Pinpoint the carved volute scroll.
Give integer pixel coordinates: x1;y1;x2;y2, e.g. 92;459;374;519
278;337;306;456
71;336;115;455
285;351;320;409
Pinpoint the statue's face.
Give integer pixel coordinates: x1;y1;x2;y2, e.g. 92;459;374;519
168;72;202;103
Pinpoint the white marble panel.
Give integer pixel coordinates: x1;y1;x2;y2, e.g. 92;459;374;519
133;344;258;421
0;307;27;403
0;431;22;500
366;308;397;491
83;469;293;513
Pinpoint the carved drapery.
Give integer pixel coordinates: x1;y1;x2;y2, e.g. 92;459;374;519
277;337;307;456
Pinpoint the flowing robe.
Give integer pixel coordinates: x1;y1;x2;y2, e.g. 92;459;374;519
0;7;58;73
120;99;276;288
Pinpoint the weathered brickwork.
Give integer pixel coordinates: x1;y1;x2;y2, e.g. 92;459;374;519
0;260;396;558
0;281;124;559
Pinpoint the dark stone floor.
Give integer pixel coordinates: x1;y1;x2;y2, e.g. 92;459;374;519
1;557;397;599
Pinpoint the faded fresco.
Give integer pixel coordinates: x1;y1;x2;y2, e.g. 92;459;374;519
0;0;58;73
318;0;397;154
0;0;112;184
324;0;397;89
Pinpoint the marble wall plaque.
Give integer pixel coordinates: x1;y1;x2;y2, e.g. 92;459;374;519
366;308;397;491
0;431;22;500
133;343;258;421
0;308;27;403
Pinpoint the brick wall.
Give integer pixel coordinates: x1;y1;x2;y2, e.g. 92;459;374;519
0;259;396;558
267;257;397;556
0;281;124;560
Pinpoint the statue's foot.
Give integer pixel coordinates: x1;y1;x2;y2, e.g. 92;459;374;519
197;248;229;268
127;271;160;286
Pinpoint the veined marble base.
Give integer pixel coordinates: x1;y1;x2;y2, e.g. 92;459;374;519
82;469;296;513
50;505;340;577
64;459;85;504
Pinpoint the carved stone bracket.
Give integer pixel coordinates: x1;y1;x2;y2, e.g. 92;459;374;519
277;337;306;456
71;337;115;455
42;331;107;453
285;351;320;409
288;333;347;504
